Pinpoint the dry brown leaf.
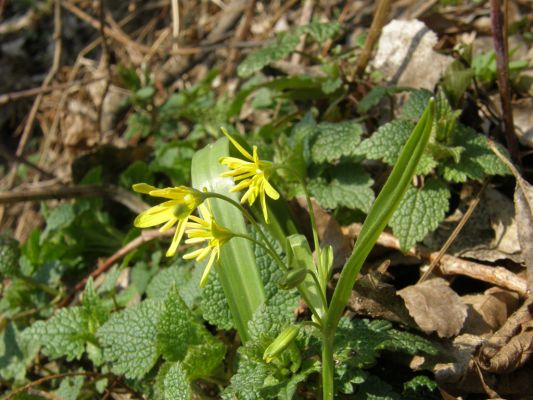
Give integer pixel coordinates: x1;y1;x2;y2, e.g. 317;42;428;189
398;278;467;338
514;176;533;292
479;296;533;374
347;272;416;328
462;288;520;336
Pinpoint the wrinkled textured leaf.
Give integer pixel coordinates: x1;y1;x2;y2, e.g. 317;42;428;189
440;125;510;182
238;33;300;78
398;278;467;338
389;178;450;250
163;362;191;400
0;321;38;383
301;21;340;43
356;120;436;175
157;286;225;379
23;307;85;361
98;299;162;379
311;121;363;163
309;167;375;213
201;268;234;330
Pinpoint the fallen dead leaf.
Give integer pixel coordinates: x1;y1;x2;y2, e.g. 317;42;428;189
514;175;533;292
462;288;520;336
398;277;467;338
479;296;533;374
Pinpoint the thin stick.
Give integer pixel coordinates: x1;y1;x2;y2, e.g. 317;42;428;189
0;77;105;106
0;184;147;214
418;179;489;283
73;228;174;293
171;0;180;50
489;0;520;164
97;0;112;140
355;0;391;78
4;372;145;400
342;224;528;296
61;1;151;53
16;0;62;158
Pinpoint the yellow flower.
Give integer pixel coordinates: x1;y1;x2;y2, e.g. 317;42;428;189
133;183;205;257
219;128;280;223
183;203;234;287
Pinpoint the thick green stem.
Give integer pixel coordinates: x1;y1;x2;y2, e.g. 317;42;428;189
321;332;335;400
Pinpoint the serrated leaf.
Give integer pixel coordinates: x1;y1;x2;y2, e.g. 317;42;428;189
390;178;450;250
163;362;190;400
23;308;85;361
237;32;300;78
221;358;271;399
253;228;299;318
98;299;162;379
146;260;201;309
440;125;510;182
54;376;84;400
0;322;38;383
41;204;76;240
309;166;375;213
356;120;436;175
311;121;363;163
157;286;225;379
357;86;412;114
400;90;433;120
301;21;341;43
201;268;234;330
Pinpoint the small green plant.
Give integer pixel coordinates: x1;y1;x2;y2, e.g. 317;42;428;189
126;99;437;398
2;19;516;400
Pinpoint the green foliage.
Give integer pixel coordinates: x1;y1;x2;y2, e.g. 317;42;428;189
238;22;340;78
356;90;509;248
308;167;375;213
0;234;20;278
97;284;225;386
311;121;363;163
390;179;451;250
23;280;109;363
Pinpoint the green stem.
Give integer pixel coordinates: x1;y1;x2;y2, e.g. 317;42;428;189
307;270;327;310
232;233;287;273
321;332;334;400
274;166;320;253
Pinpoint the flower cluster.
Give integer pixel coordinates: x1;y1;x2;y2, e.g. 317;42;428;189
220;128;279;223
132;128;279;285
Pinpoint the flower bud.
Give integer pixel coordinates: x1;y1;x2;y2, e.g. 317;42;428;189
263;325;299;363
278;267;307;290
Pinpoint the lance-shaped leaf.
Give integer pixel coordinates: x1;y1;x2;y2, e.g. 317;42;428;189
326;98;435;332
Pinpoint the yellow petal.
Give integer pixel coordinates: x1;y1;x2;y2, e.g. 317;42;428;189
132;183;157;194
134;206;174;228
260;189;269;223
185;237;209;244
221;128;254;161
159;217;178;232
149;186;189;200
263;178;280;200
199;251;217;288
166;218;187;257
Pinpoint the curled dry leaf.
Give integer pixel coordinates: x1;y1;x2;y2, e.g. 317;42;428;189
514;176;533;292
398;277;467;338
462;288;520;336
479;296;533;374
